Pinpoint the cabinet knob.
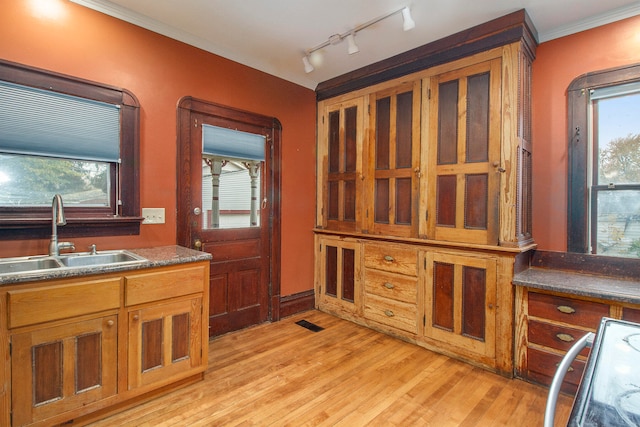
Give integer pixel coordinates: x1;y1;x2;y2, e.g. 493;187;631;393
133;314;139;321
556;305;576;314
384;282;395;289
383;255;395;262
556;333;575;342
107;320;114;327
384;310;394;317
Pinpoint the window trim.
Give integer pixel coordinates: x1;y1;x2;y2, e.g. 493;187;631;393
0;59;142;240
567;62;640;253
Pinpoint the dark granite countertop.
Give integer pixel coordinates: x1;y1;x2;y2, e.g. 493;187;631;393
513;267;640;305
0;245;211;286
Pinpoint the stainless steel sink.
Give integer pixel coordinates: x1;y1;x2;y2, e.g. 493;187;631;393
0;257;63;275
0;250;147;277
58;250;146;267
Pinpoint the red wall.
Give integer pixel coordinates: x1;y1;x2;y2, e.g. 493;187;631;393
532;15;640;251
0;0;317;297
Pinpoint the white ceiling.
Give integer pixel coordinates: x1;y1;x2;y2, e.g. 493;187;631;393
71;0;640;90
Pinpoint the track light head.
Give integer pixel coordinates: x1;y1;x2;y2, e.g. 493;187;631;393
346;33;359;55
402;7;415;31
302;55;314;73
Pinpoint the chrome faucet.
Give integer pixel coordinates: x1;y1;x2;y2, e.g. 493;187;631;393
49;194;75;256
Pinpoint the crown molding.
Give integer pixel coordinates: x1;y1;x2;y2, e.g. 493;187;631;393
538;2;640;42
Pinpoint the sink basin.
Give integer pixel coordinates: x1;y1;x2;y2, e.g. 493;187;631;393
58;250;147;267
0;250;147;277
0;257;62;275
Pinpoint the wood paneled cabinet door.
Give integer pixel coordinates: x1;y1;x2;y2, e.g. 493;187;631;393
128;296;204;390
319;97;364;232
424;251;496;361
11;315;118;426
367;82;421;237
424;59;502;245
315;236;361;317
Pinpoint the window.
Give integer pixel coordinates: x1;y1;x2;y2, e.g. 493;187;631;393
568;64;640;258
0;59;140;239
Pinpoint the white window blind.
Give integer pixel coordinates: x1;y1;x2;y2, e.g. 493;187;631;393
0;80;121;162
202;124;265;161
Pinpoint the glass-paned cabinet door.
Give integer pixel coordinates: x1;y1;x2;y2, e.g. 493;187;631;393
367;81;421;237
318;97;364;231
424;59;501;245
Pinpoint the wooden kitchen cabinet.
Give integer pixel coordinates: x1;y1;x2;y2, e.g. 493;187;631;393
1;260;209;427
315;26;534;376
515;287;623;394
315;234;361;321
11;315;118;426
363;242;418;334
423;251;497;364
125;265;207;390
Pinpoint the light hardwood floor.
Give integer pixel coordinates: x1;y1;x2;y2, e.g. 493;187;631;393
89;310;573;426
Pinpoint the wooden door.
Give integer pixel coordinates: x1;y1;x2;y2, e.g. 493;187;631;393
319;97;365;232
367;82;421;238
315;235;361;318
424;251;496;360
128;296;204;389
177;98;281;337
425;59;502;245
11;315;117;426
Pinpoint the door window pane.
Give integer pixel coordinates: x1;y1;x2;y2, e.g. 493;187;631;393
202;158;262;229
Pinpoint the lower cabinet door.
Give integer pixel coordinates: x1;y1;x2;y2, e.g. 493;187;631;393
128;296;204;389
424;251;497;359
11;315;118;426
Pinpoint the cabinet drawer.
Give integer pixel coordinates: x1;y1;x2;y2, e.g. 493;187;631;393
364;269;417;304
8;278;121;329
528;319;591;356
363;243;417;276
125;265;206;306
527;347;585;394
364;293;417;333
528;292;609;328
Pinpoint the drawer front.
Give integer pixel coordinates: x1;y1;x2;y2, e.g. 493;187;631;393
364;269;417;304
622;306;640;323
527;347;585;394
363;243;417;276
528;291;609;328
528;319;591;356
364;293;417;333
8;278;121;328
125;265;206;306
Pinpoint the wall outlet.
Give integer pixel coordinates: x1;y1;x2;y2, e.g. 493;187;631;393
142;207;165;224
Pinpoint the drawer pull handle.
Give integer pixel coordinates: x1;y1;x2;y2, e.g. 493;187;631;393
557;333;575;342
384;282;395;289
383;255;395;262
107;320;114;327
557;305;576;314
555;363;574;372
384;310;395;317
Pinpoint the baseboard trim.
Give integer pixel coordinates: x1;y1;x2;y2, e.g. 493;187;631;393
279;289;315;318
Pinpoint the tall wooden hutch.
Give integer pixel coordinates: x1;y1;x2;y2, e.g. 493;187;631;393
314;10;537;375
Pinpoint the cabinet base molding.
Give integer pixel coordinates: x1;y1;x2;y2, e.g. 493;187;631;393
52;373;204;427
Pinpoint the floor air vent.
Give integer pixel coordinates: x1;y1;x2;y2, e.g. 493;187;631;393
295;320;324;332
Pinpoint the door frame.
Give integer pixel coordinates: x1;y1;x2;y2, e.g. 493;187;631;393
176;96;282;323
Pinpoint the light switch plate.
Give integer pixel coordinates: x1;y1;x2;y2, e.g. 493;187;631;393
142;207;165;224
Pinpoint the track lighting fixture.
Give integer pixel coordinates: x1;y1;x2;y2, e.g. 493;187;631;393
401;7;415;31
302;6;415;73
346;33;359;55
302;55;314;73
